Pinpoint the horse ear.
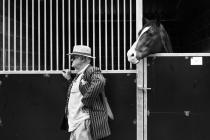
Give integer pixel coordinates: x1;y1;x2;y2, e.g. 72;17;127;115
143;17;150;25
153;11;161;27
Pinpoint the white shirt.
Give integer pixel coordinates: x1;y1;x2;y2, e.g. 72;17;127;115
67;64;90;132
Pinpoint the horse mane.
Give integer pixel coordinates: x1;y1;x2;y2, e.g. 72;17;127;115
159;24;173;52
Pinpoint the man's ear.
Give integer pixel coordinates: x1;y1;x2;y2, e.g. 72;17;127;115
81;57;86;63
81;57;89;63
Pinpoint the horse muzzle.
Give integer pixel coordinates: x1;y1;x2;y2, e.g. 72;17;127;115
127;52;140;64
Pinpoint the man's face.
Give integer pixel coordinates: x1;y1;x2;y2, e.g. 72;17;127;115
71;55;84;69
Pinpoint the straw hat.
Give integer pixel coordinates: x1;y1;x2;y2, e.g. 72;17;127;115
67;45;95;58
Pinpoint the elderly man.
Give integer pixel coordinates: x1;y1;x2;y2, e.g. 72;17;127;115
61;45;111;140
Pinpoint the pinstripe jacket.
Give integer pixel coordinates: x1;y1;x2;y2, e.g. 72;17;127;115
61;65;111;140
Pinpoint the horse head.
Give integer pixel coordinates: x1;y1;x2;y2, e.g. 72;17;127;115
127;19;173;64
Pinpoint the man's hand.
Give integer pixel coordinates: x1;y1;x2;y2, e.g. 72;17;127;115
61;69;71;80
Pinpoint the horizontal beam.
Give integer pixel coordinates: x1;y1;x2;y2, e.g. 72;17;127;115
149;53;210;57
0;70;137;74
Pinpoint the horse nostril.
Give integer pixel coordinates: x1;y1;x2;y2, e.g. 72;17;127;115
131;53;135;57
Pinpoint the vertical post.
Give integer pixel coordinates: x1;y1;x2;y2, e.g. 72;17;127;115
105;0;107;70
68;0;71;69
74;0;77;45
20;0;22;70
117;0;120;70
86;0;89;46
111;0;114;70
129;0;133;69
14;0;17;70
38;0;41;70
136;1;144;140
80;0;83;45
26;0;28;70
92;0;95;67
8;0;11;70
56;0;59;70
143;58;148;140
62;0;65;70
99;0;101;69
50;0;52;70
32;0;35;70
123;0;126;70
44;0;47;70
2;0;5;71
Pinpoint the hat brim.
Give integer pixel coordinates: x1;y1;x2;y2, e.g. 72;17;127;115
67;52;95;59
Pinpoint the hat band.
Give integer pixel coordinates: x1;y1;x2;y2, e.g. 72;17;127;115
72;51;92;57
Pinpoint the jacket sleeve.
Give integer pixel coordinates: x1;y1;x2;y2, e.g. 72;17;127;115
81;67;105;108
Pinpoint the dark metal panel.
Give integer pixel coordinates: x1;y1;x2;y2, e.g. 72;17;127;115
148;57;210;112
148;113;192;140
0;73;136;140
147;57;210;140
